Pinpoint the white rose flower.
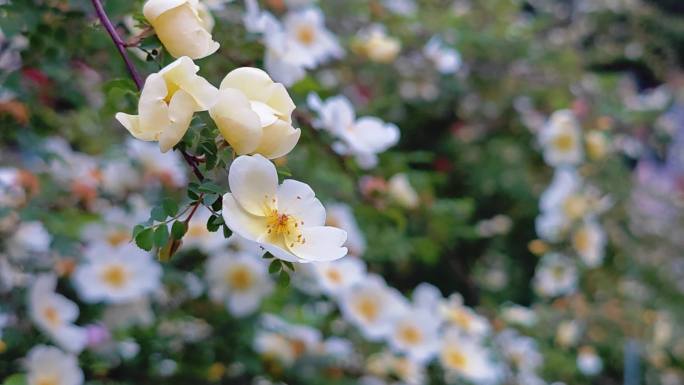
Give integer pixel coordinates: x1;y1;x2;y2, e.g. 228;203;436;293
205;252;273;317
439;328;502;385
210;67;300;159
143;0;220;59
222;154;347;263
116;56;218;152
28;275;87;354
309;257;366;297
571;217;606;268
307;93;400;169
72;243;162;304
539;109;584;167
25;345;84;385
388;173;419;209
533;253;578;298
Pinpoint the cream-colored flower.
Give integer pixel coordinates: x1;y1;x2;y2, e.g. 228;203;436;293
222;154;347;263
571;217;606;268
29;275;87;353
116;56;217;152
439;327;502;384
25;345;83;385
539;109;584;167
143;0;220;59
210;67;300;159
388;173;419;209
353;25;401;63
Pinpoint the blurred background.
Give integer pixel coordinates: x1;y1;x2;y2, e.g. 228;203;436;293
1;0;684;384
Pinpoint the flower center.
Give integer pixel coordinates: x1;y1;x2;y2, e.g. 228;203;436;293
325;268;343;284
563;195;586;219
101;264;128;288
107;230;130;246
355;297;379;322
296;25;316;45
398;325;423;345
447;309;472;330
266;209;305;248
552;132;575;152
42;306;60;327
552;265;566;280
163;80;180;104
187;223;207;237
573;227;590;253
226;265;253;291
444;349;467;370
35;376;59;385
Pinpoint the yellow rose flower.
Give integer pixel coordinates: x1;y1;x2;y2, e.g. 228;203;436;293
115;56;217;152
209;67;300;159
143;0;220;59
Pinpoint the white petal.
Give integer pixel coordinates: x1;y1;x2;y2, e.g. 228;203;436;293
222;193;268;240
290;226;347;262
159;89;195;152
210;88;263;154
252;120;300;159
228;155;278;215
277;179;325;227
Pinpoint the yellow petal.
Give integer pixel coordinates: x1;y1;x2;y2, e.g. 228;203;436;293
253;120;300;159
209;88;263;154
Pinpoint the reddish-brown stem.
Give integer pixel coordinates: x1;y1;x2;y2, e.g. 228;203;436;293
90;0;207;225
90;0;144;90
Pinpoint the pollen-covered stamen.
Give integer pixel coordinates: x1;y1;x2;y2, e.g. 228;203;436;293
265;208;305;248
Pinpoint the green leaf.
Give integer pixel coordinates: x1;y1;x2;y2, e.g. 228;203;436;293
150;206;167;222
276;166;292;177
154;224;169;247
206;214;221;232
2;374;27;385
222;224;232;239
162;198;179;217
262;252;273;259
211;195;223;211
278;271;290;287
171;221;187;239
269;259;282;274
282;261;295;272
198;181;223;194
135;228;154;251
131;224;145;239
203;193;219;206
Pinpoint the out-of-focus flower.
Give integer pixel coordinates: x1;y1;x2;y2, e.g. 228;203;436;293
126;140;188;187
307;93;400;169
143;0;220;59
556;320;581;348
539;110;584;167
533;253;578;298
210;67;300;159
100;159;140;196
243;2;340;86
338;274;405;340
0;167;36;208
325;203;366;257
388;307;441;363
281;8;343;66
116;57;217;152
388;173;419;209
381;0;417;15
439;293;490;339
439;327;501;384
25;345;83;385
222;154;347;263
424;37;461;74
577;346;603;376
309;257;366;297
366;350;426;385
29;275;87;353
205;252;273;317
571;217;606;267
500;304;537;327
7;221;51;260
352;25;401;63
536;168;587;241
585;130;609;160
103;299;155;330
183;206;230;253
73;243;162;304
496;329;543;375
